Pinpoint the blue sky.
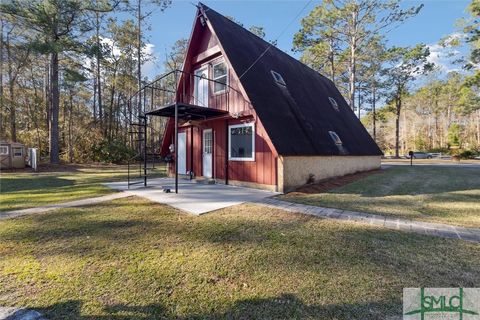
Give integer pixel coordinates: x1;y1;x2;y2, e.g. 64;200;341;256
141;0;471;78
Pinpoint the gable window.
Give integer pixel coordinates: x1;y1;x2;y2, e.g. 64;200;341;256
213;61;228;93
12;147;23;157
271;70;286;86
228;123;255;161
0;146;8;155
328;131;343;145
328;97;339;111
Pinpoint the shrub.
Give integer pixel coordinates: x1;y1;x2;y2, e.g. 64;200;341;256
458;150;478;159
91;138;136;164
428;147;449;154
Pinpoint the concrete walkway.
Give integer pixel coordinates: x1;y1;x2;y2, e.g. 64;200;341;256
0;192;131;220
2;179;478;243
0;307;47;320
256;198;480;243
105;178;279;215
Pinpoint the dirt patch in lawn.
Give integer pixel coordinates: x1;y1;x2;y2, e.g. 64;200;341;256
288;169;382;194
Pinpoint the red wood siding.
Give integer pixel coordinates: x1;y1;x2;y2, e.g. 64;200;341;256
161;11;278;188
166;116;276;186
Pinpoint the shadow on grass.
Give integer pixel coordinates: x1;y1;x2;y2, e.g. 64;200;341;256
322;167;480;198
37;294;400;319
0;176;75;193
2;200;478;289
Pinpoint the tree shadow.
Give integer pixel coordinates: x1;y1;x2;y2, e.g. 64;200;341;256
34;294;401;319
0;176;75;193
321;166;480;197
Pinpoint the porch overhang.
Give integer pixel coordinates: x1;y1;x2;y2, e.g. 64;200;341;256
146;103;228;120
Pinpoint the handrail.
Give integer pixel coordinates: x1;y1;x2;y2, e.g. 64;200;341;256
128;69;250;108
126;68;254;189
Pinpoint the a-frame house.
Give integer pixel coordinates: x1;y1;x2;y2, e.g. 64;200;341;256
152;3;382;192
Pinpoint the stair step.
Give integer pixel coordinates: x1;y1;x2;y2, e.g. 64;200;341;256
128;180;145;186
195;178;216;185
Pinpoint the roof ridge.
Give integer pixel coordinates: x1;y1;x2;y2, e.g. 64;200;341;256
200;2;333;84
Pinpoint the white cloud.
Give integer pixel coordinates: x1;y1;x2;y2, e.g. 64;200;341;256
83;37;160;80
141;43;159;80
425;33;469;74
426;43;461;73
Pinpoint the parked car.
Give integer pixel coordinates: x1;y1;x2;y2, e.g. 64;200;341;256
406;152;429;159
427;152;442;159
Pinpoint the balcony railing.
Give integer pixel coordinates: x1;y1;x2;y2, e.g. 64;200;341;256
128;69;252;117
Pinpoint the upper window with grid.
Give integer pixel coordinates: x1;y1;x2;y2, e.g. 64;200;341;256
213;62;228;93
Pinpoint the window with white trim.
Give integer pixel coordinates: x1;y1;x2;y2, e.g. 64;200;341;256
12;147;23;157
213;61;227;93
0;146;8;155
228;123;255;161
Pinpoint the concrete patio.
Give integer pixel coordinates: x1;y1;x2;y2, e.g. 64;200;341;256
105;178;279;215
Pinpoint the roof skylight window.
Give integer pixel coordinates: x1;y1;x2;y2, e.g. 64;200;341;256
271;70;286;86
328;97;339;111
328;131;343;145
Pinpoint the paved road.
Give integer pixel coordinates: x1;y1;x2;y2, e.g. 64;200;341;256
382;160;480;168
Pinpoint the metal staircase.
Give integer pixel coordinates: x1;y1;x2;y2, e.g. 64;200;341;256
126;69;252;190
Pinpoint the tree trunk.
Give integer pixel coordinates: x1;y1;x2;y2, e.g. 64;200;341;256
108;67;117;140
96;12;103;130
357;85;361;120
45;57;50;145
329;39;335;85
137;0;143;153
348;8;358;111
349;39;356;111
92;60;97;122
0;20;3;138
395;95;401;158
8;76;15;141
68;92;74;163
50;50;60;164
372;83;376;142
6;30;16;141
477;109;480;146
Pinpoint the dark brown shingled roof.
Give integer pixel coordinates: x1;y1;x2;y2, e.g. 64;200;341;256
201;3;383;156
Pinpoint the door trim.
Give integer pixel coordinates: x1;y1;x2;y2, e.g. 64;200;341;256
177;131;187;175
194;66;209;107
202;129;213;178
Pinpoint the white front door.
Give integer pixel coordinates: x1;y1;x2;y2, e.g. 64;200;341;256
177;132;187;174
202;129;213;178
194;67;209;107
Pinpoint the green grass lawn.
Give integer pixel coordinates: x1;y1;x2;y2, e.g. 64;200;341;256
0;197;479;319
280;166;480;228
0;164;165;212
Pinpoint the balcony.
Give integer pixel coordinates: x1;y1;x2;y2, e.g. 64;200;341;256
130;69;251;121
